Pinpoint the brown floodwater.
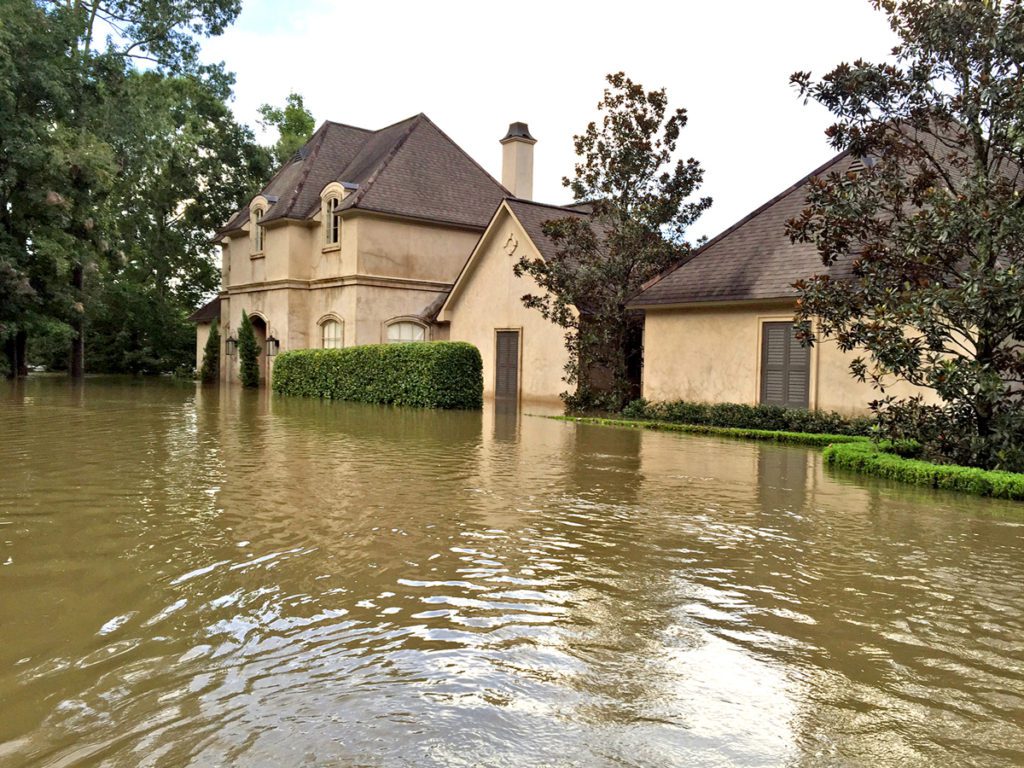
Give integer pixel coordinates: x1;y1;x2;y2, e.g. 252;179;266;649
1;376;1023;767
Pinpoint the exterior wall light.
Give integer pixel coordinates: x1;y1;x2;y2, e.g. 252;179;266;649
226;335;238;356
266;334;280;357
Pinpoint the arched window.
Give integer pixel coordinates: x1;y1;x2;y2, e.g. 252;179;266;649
321;319;343;349
386;321;426;343
324;196;341;246
252;207;265;254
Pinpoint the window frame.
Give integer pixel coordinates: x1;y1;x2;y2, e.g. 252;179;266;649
385;320;427;344
251;206;265;256
324;196;342;247
319;317;344;349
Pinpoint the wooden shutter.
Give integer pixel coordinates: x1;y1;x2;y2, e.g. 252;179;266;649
495;331;520;400
760;322;809;409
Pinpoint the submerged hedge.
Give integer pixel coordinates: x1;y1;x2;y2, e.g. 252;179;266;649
823;441;1024;500
622;398;873;437
272;342;483;409
553;416;869;447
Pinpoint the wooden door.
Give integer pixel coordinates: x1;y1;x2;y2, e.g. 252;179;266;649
495;330;520;401
760;322;809;409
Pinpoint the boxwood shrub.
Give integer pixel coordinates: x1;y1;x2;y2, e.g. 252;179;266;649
823;441;1024;500
272;341;483;409
622;398;873;437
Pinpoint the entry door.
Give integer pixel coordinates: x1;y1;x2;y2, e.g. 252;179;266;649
495;330;520;401
760;322;809;409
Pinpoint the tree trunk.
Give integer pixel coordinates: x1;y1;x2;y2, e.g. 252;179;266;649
4;331;28;378
70;262;84;379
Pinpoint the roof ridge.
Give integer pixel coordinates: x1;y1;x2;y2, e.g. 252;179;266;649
345;115;426;209
321;119;373;133
417;114;509;196
274;122;332;220
631;148;852;301
506;196;589;215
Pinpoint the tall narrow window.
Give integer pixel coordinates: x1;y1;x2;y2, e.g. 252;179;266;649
325;197;341;246
321;319;343;349
386;321;426;343
253;208;264;253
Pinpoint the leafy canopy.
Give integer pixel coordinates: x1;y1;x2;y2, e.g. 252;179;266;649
258;92;316;167
515;72;710;410
788;0;1024;470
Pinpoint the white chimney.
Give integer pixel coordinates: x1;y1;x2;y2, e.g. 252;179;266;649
500;122;536;199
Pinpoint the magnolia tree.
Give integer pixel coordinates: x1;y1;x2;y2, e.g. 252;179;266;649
787;0;1024;471
514;72;710;411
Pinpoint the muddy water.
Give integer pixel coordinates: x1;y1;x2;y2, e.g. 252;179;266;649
1;377;1022;767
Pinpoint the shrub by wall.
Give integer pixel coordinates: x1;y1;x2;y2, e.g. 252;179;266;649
823;441;1024;500
622;398;873;437
271;342;483;409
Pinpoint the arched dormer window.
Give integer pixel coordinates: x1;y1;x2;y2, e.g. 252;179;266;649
250;197;268;256
385;318;426;344
320;182;347;250
319;315;344;349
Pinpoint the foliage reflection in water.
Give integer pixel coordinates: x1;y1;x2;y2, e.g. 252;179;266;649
1;377;1022;767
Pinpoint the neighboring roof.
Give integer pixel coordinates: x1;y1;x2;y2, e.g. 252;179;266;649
216;114;507;238
188;296;221;323
629;150;855;308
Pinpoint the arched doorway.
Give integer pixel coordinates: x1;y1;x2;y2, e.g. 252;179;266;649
249;314;268;384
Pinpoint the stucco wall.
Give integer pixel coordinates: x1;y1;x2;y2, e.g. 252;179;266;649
195;322;211;372
356;215;479;283
641;303;936;416
443;208;569;403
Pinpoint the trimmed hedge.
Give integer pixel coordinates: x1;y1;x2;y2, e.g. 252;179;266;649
553;416;870;447
272;342;483;409
622;398;873;437
823;441;1024;500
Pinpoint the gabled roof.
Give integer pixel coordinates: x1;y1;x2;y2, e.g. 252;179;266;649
438;197;602;320
187;296;220;323
629;151;856;308
217;114;508;238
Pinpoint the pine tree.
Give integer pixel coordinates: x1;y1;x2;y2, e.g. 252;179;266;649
198;322;220;383
237;310;260;388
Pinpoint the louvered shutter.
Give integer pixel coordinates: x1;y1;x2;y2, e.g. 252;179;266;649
495;331;520;400
760;322;809;409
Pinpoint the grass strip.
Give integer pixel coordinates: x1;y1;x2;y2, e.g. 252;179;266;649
823;441;1024;500
548;415;870;447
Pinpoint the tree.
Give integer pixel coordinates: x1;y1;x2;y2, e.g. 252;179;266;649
237;310;260;388
198;322;220;383
515;72;710;410
257;92;316;167
787;0;1024;471
1;0;244;378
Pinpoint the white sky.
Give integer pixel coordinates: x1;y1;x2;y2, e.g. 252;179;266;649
200;0;897;241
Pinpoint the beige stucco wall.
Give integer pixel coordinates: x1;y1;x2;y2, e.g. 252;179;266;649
641;303;937;416
441;207;569;403
195;322;211;372
213;209;481;385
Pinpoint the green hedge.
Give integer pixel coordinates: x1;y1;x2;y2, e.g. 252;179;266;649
622;398;873;437
554;416;870;447
271;342;483;409
824;441;1024;500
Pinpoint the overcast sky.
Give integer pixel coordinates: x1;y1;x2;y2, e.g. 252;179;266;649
200;0;897;241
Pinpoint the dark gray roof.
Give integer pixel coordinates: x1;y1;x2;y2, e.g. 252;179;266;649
504;198;598;261
217;114;508;237
187;296;220;323
629;151;855;307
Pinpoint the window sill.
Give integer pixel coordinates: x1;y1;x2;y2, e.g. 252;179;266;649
250;252;265;260
321;244;341;254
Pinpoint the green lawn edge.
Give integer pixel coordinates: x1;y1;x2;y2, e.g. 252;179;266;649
546;415;869;447
823;441;1024;500
547;415;1024;500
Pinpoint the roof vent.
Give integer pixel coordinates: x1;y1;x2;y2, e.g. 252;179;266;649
501;122;536;144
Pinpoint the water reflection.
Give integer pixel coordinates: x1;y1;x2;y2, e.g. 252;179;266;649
1;377;1022;767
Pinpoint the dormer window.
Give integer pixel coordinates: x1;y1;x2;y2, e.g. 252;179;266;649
252;207;265;254
325;196;341;246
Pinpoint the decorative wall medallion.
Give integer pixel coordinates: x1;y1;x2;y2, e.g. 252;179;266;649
503;233;518;256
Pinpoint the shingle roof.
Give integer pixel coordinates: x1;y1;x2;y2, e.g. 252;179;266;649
187;296;220;323
216;114;507;237
629;151;855;307
504;198;595;261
